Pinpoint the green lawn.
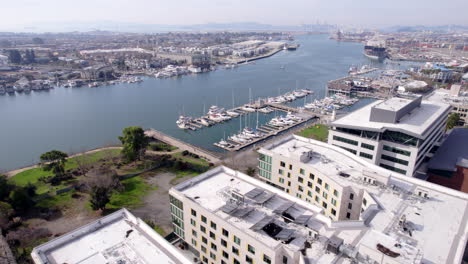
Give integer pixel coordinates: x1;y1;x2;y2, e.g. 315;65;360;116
36;191;74;208
106;176;154;209
297;124;329;142
173;152;210;167
148;142;178;152
10;149;121;194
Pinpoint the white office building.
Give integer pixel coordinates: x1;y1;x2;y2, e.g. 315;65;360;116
327;95;451;177
31;208;191;264
170;163;468;264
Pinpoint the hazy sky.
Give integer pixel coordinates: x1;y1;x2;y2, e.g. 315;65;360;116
1;0;467;30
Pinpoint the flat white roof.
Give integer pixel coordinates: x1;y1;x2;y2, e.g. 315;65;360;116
259;135;468;264
374;97;414;111
427;88;468;106
31;209;191;264
331;99;451;138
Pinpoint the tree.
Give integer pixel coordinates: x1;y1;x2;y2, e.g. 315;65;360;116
24;49;35;64
119;127;149;162
0;201;14;229
89;187;111;211
9;188;34;211
0;175;13;201
32;37;44;45
40;150;69;183
446;113;460;130
246;167;256;177
8;49;22;64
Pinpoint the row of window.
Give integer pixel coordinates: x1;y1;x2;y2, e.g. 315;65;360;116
334;144;357;154
333;135;358;146
359;152;373;160
383;145;411;156
361;143;375;150
381;154;409;166
380;163;407;175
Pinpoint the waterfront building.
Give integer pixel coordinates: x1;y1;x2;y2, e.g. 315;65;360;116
170;165;468;264
327;95;451;177
31;209;191;264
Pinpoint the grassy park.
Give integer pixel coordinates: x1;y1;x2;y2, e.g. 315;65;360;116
297;124;329;142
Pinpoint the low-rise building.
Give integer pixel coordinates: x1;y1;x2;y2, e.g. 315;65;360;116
169;164;468;264
327;95;451;177
427;86;468;126
31;208;191;264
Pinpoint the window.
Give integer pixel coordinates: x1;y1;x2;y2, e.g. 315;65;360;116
348;203;352;209
279;177;285;184
333;135;358;146
331;209;336;216
307;181;313;188
363;198;367;206
210;231;216;240
381;154;409;166
200;225;206;233
331;198;337;206
300;168;305;175
279;169;284;175
210;252;216;260
202;256;208;263
201;245;207;253
210;221;217;230
192;230;197;237
298;186;303;192
382;131;417;146
233;235;241;245
246;255;254;264
322;201;328;208
222;251;229;259
191;219;196;226
222;228;229;237
298;176;304;183
280;161;286;167
325;183;329;190
380;163;407;175
289;164;292;170
221;239;227;247
287;172;291;178
192;239;197;246
283;256;288;264
201;215;207;223
211;242;217;251
333;189;339;197
309;173;315;180
359;152;373;160
296;193;302;199
361;143;375;150
322;192;328;199
263;255;272;264
202;236;208;244
317;178;322;185
248;244;255;254
234;259;240;264
350;193;354;200
307;190;313;197
232;246;239;256
346;212;351;219
315;186;321;193
191;209;197;217
335;145;357;154
315;196;320;202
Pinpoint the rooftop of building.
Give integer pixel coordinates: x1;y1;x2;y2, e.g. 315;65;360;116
426;88;468;106
331;97;451;138
31;209;191;264
258;135;468;263
172;154;468;264
428;128;468;172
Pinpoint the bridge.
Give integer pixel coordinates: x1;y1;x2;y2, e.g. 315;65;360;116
145;129;222;164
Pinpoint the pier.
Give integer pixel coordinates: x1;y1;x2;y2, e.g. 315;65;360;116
145;129;221;163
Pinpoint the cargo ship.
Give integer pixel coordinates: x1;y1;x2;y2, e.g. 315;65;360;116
364;40;387;60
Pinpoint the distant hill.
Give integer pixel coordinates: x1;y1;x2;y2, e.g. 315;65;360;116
381;25;468;33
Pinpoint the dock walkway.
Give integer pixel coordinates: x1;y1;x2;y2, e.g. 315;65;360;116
145;129;221;164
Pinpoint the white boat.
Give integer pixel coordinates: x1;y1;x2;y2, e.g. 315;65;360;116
176;115;193;129
226;110;240;117
200;118;211;126
241;105;256;112
258;107;273;113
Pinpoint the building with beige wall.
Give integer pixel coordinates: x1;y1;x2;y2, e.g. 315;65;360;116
170;163;468;264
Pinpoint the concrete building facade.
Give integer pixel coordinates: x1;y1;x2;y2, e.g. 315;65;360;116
327;95;451;177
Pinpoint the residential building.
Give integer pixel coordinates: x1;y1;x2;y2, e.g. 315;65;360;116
31;209;191;264
170;165;468;264
327;95;451;177
427;128;468;192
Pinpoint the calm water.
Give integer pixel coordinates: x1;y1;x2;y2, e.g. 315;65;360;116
0;35;407;170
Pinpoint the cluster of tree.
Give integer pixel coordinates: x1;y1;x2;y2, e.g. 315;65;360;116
446;113;461;130
0;175;36;230
39;150;70;185
7;49;36;64
80;167;123;211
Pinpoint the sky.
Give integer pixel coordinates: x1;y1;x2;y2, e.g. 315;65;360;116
1;0;467;31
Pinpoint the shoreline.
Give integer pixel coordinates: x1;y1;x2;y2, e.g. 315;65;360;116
4;146;122;178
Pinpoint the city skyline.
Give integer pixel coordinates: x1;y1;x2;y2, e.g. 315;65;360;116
1;0;468;32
